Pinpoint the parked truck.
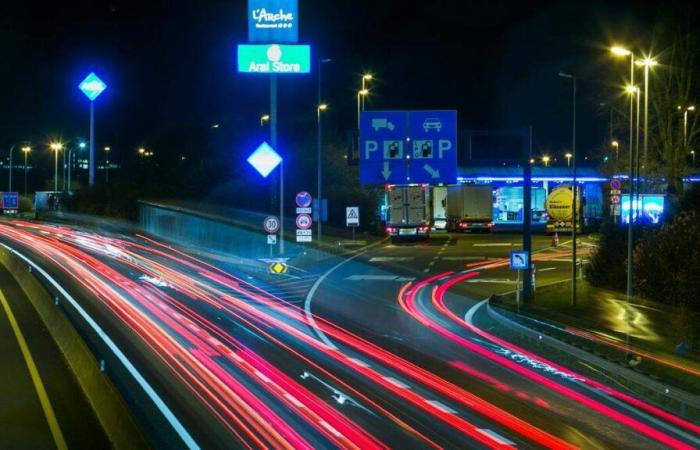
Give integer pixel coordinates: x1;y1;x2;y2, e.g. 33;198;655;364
446;185;494;232
545;185;581;234
431;186;448;230
385;185;430;241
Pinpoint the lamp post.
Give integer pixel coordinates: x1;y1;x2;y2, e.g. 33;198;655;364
635;58;657;174
260;114;270;127
565;153;572;167
7;142;29;192
21;146;30;195
691;150;696;164
68;141;86;191
317;57;332;244
50;142;64;192
559;70;577;307
542;155;550;167
78;72;107;186
104;146;111;182
679;105;695;148
357;89;369;129
612;140;619;160
611;45;636;304
361;74;372;112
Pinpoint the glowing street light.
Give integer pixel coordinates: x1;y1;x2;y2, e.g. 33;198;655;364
21;146;31;195
260;114;270;127
78;72;107;186
612;140;620;160
542;155;550;166
611;46;632;57
7;141;31;192
361;73;373;112
678;105;696;148
49;142;64;191
565;152;573;167
104;146;111;183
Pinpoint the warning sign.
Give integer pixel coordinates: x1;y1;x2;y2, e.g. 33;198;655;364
346;206;359;227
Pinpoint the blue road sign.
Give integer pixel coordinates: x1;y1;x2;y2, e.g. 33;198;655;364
509;250;530;270
359;110;457;184
247;141;282;177
78;72;107;101
0;192;18;212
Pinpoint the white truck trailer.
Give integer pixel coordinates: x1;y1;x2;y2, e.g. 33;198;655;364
385;185;430;241
446;185;494;232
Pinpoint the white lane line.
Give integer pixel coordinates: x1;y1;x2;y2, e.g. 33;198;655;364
473;243;513;247
442;256;490;261
369;256;414;262
319;420;343;437
538;267;557;272
347;357;371;368
477;429;517;446
284;393;304;408
423;268;430;273
254;370;272;383
548;258;576;262
426;399;458;414
383;376;411;389
466;278;514;284
0;243;200;450
345;275;397;281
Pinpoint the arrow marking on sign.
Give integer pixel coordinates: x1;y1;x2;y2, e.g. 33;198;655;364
382;161;392;180
424;164;440;178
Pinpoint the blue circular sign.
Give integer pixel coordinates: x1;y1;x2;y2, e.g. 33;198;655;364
295;191;312;208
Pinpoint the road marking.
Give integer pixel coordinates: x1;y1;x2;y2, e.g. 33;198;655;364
0;243;200;450
466;278;514;284
538;267;557;272
477;429;516;446
369;256;414;262
345;275;398;281
442;256;490;261
473;243;513;247
383;376;411;389
423;268;430;273
0;289;68;450
347;357;371;368
428;261;435;266
426;399;458;414
319;420;343;437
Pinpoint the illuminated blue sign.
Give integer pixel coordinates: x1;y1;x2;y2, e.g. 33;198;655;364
510;250;530;270
238;44;310;74
247;141;282;177
78;72;107;101
248;0;298;43
359;110;457;184
621;194;665;224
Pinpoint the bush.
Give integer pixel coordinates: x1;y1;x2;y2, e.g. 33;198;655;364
634;211;700;310
65;183;140;220
18;195;33;213
585;221;629;290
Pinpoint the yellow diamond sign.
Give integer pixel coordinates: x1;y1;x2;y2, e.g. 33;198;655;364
269;261;288;274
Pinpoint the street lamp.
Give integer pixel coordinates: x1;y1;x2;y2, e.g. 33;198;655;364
357;89;369;129
611;45;636;304
7;141;30;192
559;70;578;307
21;146;30;195
361;73;373;112
260;114;270;127
635;57;657;170
138;147;146;156
50;142;64;192
542;155;550;166
104;146;111;182
691;150;696;164
678;105;695;148
67;141;86;190
612;140;619;160
565;153;573;167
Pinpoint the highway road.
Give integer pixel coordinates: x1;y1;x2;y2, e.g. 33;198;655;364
1;219;698;449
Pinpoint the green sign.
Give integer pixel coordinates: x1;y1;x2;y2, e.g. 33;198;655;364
237;44;310;74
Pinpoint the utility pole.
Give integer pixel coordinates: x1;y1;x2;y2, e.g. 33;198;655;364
523;126;533;304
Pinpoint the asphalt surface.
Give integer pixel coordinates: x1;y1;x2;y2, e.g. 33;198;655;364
1;219;698;449
0;262;109;450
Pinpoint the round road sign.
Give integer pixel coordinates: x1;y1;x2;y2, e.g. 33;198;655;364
610;179;622;190
263;216;280;233
295;191;312;208
296;213;312;230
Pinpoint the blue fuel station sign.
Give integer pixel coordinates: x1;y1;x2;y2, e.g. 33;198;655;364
359;110;457;185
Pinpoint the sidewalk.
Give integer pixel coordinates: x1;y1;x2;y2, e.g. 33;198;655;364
492;280;700;395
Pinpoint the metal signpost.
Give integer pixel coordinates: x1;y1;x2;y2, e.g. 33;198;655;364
610;178;622;219
239;0;307;256
510;250;530;312
78;72;107;186
359;110;457;185
263;215;280;256
295;192;313;243
346;206;359;240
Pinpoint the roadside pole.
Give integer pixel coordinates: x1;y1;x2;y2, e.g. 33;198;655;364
270;74;284;255
523;126;533;304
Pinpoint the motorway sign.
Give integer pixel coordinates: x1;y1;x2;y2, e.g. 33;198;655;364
269;261;288;274
509;250;530;270
0;192;18;213
296;213;312;229
295;191;312;208
346;206;359;226
359;110;457;184
263;215;280;233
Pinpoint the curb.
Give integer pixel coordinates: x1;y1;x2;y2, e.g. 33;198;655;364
485;299;700;419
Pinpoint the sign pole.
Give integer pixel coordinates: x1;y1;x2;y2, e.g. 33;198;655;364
270;74;283;255
523;126;533;305
89;101;95;186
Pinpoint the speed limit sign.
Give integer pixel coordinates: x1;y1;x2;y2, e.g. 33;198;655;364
263;216;280;234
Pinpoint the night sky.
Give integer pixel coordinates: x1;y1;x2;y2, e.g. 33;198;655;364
0;0;693;181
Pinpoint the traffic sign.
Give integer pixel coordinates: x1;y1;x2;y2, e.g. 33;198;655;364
269;261;288;274
509;250;530;270
296;213;312;229
267;234;277;245
610;194;621;204
359;110;457;184
296;235;312;242
295;191;312;208
0;192;18;213
610;179;622;190
346;206;359;226
78;72;107;101
296;229;312;236
263;215;280;233
248;141;282;177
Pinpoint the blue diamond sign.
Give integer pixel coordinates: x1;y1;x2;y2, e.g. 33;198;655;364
78;72;107;101
247;141;282;177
